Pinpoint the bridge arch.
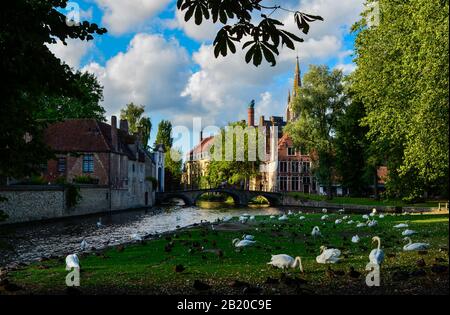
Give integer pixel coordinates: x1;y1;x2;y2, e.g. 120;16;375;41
193;189;242;206
158;193;193;206
248;192;280;206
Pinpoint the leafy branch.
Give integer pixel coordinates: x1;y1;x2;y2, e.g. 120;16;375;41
177;0;323;66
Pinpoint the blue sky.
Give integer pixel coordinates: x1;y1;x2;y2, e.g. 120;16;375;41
50;0;365;155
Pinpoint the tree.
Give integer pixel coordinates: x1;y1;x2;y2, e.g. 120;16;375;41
177;0;323;66
352;0;449;201
285;65;347;199
0;0;106;181
120;103;152;148
36;71;106;122
154;120;183;190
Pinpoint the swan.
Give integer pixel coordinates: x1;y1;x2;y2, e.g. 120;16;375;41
362;214;369;220
288;210;293;215
322;208;328;213
356;222;366;228
379;214;385;219
249;215;256;220
370;208;377;217
242;234;255;241
80;239;88;251
338;209;345;214
369;236;385;265
267;254;303;272
316;246;341;264
311;226;321;238
351;235;360;243
403;237;430;251
239;216;248;224
232;238;256;248
321;215;329;220
402;229;417;236
299;216;306;220
278;214;288;221
335;219;342;225
342;216;349;220
368;219;378;227
394;223;408;228
269;215;276;219
347;220;354;224
65;254;80;270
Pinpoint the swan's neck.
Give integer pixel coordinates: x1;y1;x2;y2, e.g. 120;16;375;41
293;257;303;272
376;238;381;250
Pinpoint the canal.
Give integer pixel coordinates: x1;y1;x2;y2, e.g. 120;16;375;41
0;203;286;267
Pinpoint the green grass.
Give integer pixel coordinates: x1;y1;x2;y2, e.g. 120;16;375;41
287;192;446;208
5;213;449;295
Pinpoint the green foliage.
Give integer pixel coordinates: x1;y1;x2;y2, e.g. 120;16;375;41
65;183;81;209
73;175;98;184
35;72;106;122
154;120;173;150
29;175;47;185
0;0;106;181
120;103;152;148
352;0;449;200
285;65;347;198
177;0;322;66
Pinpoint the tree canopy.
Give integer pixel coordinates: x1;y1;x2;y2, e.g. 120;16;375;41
352;0;449;200
120;103;152;148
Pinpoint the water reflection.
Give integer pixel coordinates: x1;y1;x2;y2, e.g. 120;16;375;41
0;204;284;267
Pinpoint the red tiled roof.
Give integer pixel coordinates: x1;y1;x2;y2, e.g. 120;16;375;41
44;119;137;160
278;133;293;149
188;136;215;156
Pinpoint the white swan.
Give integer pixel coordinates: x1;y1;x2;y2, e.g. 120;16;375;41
362;214;369;220
394;223;408;228
316;246;341;264
288;210;293;215
80;239;88;251
322;208;328;213
403;237;430;251
369;236;385;265
311;226;321;238
402;229;417;236
379;214;385;219
338;209;345;214
356;222;366;228
267;254;303;272
347;220;354;224
321;215;329;220
65;254;80;270
342;216;349;220
335;219;342;225
299;216;306;220
351;235;360;243
269;215;276;219
242;234;255;241
232;238;256;248
368;219;378;227
278;214;288;221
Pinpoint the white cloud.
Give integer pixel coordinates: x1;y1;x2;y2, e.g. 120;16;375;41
335;63;357;74
47;39;94;69
82;33;192;118
95;0;172;35
165;8;219;42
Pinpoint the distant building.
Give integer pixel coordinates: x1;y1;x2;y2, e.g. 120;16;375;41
183;132;215;189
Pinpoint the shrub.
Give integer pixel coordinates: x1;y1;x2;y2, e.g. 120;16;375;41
65;184;81;208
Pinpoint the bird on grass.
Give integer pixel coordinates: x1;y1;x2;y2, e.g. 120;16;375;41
403;237;430;251
267;254;304;272
278;214;288;221
65;254;80;270
351;235;360;243
232;239;256;248
316;246;341;264
402;229;417;236
369;236;385;265
242;234;255;241
311;226;321;238
394;223;409;229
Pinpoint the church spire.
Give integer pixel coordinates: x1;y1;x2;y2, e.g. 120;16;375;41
293;56;301;93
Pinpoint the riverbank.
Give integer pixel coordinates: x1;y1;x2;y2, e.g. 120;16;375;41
2;212;448;295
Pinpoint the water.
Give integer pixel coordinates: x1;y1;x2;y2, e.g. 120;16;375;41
0;204;285;267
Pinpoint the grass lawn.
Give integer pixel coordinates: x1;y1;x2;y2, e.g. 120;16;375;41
287;192;446;208
2;212;449;295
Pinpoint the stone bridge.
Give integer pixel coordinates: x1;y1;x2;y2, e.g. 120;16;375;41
156;189;282;207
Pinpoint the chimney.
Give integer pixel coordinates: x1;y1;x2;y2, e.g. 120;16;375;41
120;119;129;134
200;130;203;142
259;115;265;126
248;100;255;127
111;116;118;151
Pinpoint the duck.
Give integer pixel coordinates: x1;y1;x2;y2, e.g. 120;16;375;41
394;223;409;228
316;246;341;264
311;226;321;238
402;229;417;236
403;237;430;251
267;254;303;272
232;238;256;248
65;254;80;270
278;214;288;221
351;235;360;243
369;236;385;265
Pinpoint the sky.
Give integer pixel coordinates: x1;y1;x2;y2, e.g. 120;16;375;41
49;0;365;156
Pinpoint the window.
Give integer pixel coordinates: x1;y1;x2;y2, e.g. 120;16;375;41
278;176;287;191
82;154;94;173
291;177;299;191
291;161;299;173
279;161;287;173
302;162;310;174
287;147;296;156
57;158;66;173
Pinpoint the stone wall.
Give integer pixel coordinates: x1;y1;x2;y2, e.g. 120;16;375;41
0;185;151;225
